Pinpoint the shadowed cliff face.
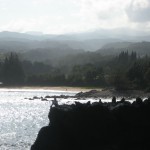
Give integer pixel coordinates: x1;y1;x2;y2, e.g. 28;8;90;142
31;98;150;150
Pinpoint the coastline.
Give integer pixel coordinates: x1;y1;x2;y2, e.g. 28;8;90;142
1;86;150;99
0;86;102;92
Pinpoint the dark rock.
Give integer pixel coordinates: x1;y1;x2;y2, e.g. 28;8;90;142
75;90;98;98
136;97;143;105
33;96;40;99
75;91;83;97
45;95;51;98
112;96;116;103
121;97;125;103
31;99;150;150
41;98;48;101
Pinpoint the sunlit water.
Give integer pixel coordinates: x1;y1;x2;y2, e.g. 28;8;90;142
0;88;77;150
0;88;133;150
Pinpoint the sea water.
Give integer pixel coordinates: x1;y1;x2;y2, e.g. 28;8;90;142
0;88;119;150
0;88;76;150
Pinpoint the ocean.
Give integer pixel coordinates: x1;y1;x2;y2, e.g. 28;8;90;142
0;88;76;150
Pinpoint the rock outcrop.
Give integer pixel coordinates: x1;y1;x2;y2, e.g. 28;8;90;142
31;98;150;150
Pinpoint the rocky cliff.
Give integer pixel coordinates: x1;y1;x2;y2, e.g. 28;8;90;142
31;97;150;150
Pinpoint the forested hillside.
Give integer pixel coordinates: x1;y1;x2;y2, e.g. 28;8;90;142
1;31;150;90
99;41;150;56
1;51;150;91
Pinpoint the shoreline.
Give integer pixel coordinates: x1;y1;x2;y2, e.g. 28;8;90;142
1;86;150;99
0;86;102;92
75;89;150;99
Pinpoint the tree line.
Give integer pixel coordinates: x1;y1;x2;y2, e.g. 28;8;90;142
0;51;150;91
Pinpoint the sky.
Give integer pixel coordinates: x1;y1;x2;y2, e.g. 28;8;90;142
0;0;150;34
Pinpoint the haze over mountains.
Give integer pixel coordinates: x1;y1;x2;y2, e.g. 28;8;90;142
0;30;118;52
0;28;150;52
1;29;150;64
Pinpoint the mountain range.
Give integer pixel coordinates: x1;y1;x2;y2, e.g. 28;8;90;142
1;29;150;64
1;28;150;52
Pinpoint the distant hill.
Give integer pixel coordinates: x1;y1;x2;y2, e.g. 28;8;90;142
1;30;150;64
0;31;122;51
1;29;150;52
98;41;150;56
102;42;132;49
0;31;40;41
21;48;83;65
0;40;76;52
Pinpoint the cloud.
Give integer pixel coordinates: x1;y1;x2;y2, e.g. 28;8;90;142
126;0;150;22
72;0;132;29
0;0;149;34
31;0;50;6
74;0;130;18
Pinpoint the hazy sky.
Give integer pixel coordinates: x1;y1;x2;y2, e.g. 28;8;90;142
0;0;150;34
